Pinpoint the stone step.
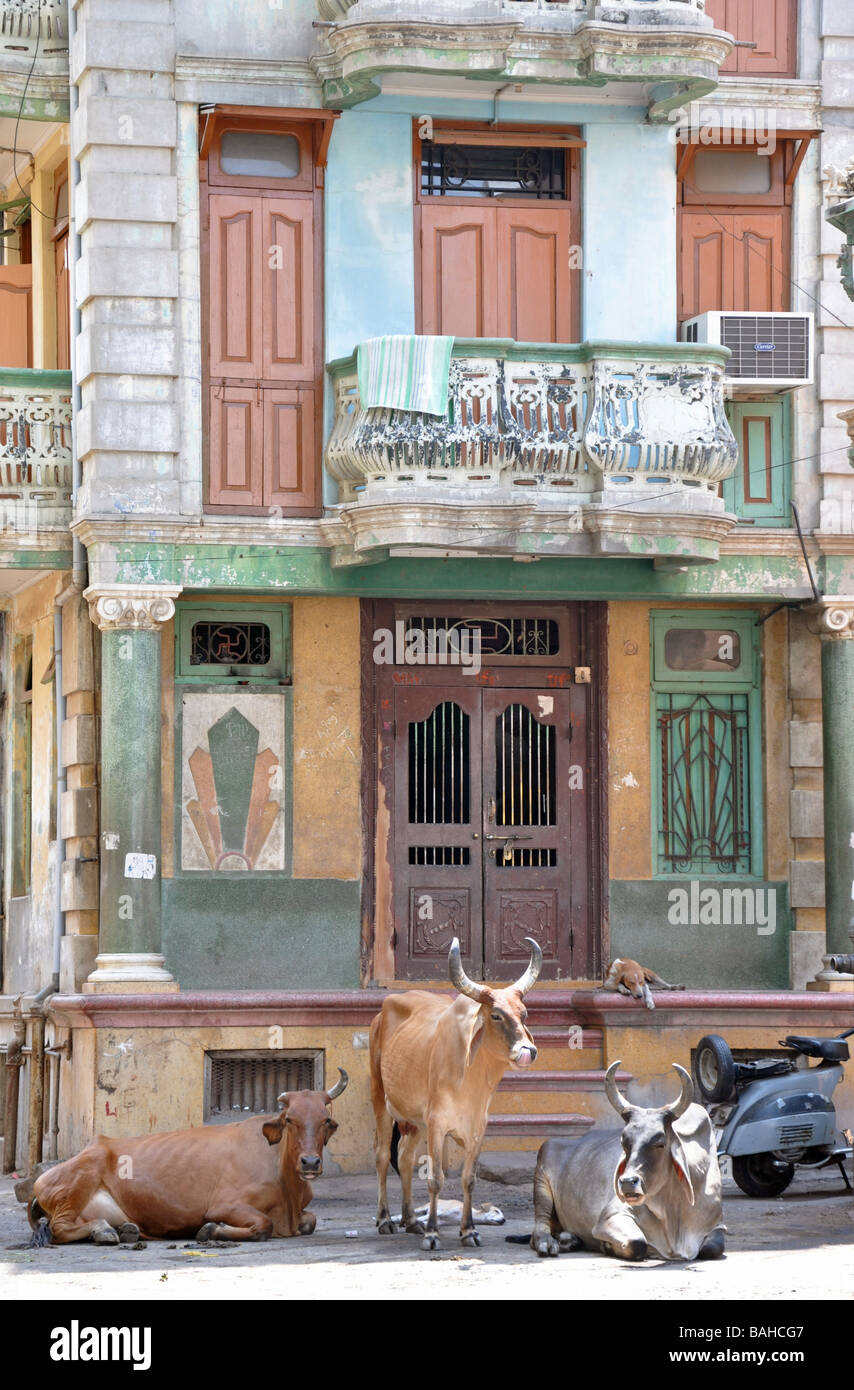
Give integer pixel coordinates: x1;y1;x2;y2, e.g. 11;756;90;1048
497;1068;632;1093
531;1027;603;1050
485;1112;595;1138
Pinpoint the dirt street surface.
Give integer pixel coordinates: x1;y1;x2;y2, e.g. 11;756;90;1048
2;1167;852;1301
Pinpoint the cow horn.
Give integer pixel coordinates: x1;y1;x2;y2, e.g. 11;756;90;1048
448;938;487;1002
604;1060;634;1119
326;1067;349;1102
663;1063;694;1120
512;937;543;995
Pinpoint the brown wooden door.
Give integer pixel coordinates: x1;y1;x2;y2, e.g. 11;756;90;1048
263;389;316;510
208;193;262;379
731;210;788;311
420;203;574;341
705;0;796;77
54;231;70;369
208;385;263;508
0;266;32;367
263;197;315;382
420;205;499;338
679;211;787;320
497;207;574;343
392;684;583;981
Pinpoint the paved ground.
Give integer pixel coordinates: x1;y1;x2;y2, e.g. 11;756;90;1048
2;1163;853;1301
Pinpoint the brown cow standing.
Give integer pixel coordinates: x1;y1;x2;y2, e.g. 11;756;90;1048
370;936;542;1251
28;1071;348;1245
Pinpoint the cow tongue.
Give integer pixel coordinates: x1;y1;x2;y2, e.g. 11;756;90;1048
514;1047;535;1068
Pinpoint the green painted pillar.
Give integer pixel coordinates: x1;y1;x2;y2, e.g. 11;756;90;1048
85;585;181;988
809;599;854;979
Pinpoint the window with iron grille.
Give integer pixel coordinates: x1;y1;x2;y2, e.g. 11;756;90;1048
651;612;760;877
175;604;290;683
205;1050;322;1123
421;143;567;200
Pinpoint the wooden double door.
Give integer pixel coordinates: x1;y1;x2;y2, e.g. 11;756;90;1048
372;603;603;982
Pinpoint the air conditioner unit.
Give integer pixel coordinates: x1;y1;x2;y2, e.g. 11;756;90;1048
680;311;814;391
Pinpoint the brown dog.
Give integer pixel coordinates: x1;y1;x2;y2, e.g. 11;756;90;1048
602;957;685;1011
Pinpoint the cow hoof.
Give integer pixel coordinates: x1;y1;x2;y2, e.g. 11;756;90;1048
298;1214;316;1236
405;1221;426;1235
533;1234;560;1258
92;1221;120;1246
421;1233;441;1251
558;1231;583;1253
699;1230;726;1260
196;1223;218;1243
377;1218;400;1235
460;1230;481;1248
117;1223;140;1244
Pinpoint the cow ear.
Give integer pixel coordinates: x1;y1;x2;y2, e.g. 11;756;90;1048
323;1118;339;1143
262;1118;283;1146
670;1131;695;1206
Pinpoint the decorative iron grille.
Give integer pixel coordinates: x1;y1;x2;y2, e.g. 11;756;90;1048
191;621;271;667
405;616;559;657
657;692;751;874
206;1051;320;1121
421;142;567;200
495;703;556;827
408;701;470;826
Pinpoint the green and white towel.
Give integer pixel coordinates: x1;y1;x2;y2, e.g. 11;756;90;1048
357;335;455;417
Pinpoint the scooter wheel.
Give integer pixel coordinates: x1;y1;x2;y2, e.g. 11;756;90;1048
694;1034;736;1102
732;1154;795;1198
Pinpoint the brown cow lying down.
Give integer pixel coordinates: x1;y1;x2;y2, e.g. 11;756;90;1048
602;957;685;1010
28;1071;348;1246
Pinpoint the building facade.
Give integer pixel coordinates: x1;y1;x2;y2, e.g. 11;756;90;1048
1;0;853;1174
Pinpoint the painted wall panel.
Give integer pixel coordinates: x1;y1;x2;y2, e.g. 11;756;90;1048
324;111;416;362
582;123;677;343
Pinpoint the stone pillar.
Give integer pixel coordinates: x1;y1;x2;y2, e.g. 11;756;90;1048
806;598;854;988
84;584;181;990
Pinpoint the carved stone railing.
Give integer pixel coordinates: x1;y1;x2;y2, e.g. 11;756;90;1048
324;341;737;565
0;369;73;542
313;0;730;110
0;0;69;118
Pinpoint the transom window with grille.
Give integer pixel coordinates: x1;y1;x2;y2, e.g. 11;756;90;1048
421;142;568;200
176;605;290;683
651;612;760;877
205;1051;322;1123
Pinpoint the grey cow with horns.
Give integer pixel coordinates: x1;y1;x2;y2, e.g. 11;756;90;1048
529;1060;726;1261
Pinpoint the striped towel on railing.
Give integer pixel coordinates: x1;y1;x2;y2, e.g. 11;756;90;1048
356;335;455;417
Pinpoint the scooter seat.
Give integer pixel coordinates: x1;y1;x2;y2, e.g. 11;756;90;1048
780;1034;850;1062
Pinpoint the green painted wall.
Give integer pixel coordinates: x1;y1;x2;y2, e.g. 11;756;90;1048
161;878;361;990
609;880;791;990
101;543;845;603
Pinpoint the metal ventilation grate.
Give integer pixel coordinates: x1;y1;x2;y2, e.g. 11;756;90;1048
206;1051;321;1123
719;315;810;380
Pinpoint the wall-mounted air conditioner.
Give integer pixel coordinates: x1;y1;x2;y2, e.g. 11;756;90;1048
680;311;814;391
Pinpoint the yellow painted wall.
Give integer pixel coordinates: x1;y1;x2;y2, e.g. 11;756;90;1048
57;1024;374;1173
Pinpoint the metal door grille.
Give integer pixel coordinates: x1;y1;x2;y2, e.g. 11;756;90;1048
495;703;556;828
206;1052;319;1121
657;692;750;873
408;701;470;827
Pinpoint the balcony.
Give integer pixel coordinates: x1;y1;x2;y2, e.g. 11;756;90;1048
0;0;69;118
312;0;733;113
325;340;738;565
0;370;73;559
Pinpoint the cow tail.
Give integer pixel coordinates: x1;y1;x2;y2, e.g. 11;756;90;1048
504;1233;533;1244
28;1196;52;1247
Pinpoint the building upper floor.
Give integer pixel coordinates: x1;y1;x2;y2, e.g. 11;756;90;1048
0;0;851;579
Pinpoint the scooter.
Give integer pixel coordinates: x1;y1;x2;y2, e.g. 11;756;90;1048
692;1028;854;1197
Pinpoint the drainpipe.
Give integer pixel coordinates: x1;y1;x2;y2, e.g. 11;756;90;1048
2;997;25;1173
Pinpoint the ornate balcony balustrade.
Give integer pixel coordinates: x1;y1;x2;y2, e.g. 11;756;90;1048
0;0;69;118
325;340;737;565
312;0;732;112
0;370;73;551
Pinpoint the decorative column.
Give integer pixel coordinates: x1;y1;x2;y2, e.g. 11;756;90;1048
84;584;182;990
806;598;854;988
